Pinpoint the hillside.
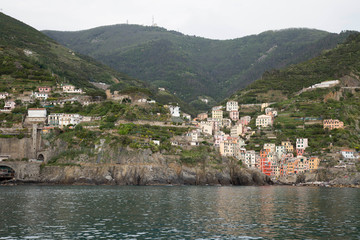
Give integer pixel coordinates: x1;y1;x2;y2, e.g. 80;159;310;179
232;33;360;152
0;13;144;94
44;25;350;106
232;32;360;103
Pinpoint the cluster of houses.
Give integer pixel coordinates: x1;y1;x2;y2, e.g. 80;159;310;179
0;84;86;111
25;108;100;128
182;100;358;178
31;84;83;101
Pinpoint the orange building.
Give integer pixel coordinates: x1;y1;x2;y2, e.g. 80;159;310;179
323;119;344;130
309;157;320;171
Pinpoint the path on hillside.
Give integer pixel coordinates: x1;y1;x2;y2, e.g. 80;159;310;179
116;119;191;128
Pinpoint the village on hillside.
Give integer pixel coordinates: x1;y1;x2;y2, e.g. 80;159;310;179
0;81;359;179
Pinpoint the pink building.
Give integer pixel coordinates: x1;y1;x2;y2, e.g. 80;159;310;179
296;148;305;156
229;110;239;121
38;86;52;93
197;113;208;121
239;116;251;126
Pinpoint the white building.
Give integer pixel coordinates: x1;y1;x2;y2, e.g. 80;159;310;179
244;150;256;168
59;114;82;127
48;113;82;128
3;101;16;110
226;101;239;111
276;145;286;158
264;143;276;153
341;149;358;159
28;108;47;118
182;113;191;121
296;138;308;149
256;115;273;128
48;113;62;126
230;124;243;137
32;92;48;100
308;80;340;89
0;92;9;99
200;122;213;135
27;108;47;123
212;106;223;111
265;108;278;117
62;85;83;94
169;105;180;117
200;98;209;104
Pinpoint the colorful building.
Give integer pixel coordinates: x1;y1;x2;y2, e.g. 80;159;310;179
226;101;239;111
229;110;239;121
256;115;273;128
323;119;344;130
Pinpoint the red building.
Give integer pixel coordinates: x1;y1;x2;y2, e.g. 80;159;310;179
260;149;272;176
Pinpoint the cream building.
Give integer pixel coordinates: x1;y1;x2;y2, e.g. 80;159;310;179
256;115;273;128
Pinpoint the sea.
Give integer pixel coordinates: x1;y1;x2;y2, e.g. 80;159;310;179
0;185;359;239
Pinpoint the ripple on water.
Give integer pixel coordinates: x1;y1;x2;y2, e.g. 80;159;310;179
0;186;359;239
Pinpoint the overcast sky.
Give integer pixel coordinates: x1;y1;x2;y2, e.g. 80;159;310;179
1;0;360;40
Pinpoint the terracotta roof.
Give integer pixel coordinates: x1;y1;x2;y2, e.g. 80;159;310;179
28;108;46;110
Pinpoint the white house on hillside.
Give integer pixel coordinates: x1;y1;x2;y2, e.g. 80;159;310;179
169;105;180;117
256;115;272;128
226;101;239;111
341;149;358;159
63;85;83;94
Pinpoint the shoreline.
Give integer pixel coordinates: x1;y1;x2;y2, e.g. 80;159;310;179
1;179;359;188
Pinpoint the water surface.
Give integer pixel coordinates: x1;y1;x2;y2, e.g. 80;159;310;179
0;185;359;239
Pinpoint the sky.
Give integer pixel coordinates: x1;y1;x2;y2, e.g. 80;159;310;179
1;0;360;40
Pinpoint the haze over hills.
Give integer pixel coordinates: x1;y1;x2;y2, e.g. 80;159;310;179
44;25;351;109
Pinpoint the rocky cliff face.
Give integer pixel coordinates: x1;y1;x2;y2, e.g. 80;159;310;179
277;167;360;186
38;147;272;186
39;163;272;186
1;137;272;186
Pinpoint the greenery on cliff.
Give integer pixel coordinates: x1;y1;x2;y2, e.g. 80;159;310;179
43;25;351;106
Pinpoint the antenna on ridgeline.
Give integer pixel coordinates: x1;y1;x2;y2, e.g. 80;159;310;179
152;16;157;27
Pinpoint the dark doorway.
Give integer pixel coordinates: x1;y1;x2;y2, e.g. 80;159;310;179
0;165;15;181
37;154;45;162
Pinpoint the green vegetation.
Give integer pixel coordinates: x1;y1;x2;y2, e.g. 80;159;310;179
234;32;360;103
0;113;23;127
49;100;170;122
117;123;189;142
44;26;351;105
180;146;214;166
0;12;145;95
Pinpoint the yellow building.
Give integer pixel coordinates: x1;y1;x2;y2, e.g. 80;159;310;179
281;141;294;153
309;157;320;171
212;109;223;121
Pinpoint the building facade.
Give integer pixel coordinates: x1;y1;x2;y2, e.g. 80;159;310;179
323;119;344;130
256;115;273;128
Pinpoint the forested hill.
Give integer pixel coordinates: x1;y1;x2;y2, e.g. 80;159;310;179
44;25;350;106
0;12;145;94
231;32;360;103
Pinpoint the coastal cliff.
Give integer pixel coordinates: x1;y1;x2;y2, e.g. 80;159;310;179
39;162;272;186
37;146;271;185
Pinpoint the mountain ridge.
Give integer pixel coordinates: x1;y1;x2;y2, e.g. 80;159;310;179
43;25;351;108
